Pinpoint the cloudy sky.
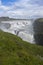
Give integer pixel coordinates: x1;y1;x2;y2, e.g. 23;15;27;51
0;0;43;19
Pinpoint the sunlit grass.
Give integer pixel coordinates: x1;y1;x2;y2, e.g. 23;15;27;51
0;30;43;65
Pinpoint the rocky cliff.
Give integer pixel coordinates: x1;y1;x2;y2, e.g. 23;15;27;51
33;18;43;45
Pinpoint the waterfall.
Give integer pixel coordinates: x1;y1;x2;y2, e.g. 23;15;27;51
0;20;35;44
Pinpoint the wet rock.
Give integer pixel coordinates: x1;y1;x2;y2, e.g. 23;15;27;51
33;18;43;45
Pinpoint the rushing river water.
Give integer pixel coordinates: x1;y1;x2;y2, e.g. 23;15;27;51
0;20;35;44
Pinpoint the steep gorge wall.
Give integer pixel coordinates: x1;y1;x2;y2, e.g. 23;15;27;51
33;18;43;45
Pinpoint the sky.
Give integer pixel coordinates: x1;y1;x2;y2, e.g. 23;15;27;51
0;0;43;19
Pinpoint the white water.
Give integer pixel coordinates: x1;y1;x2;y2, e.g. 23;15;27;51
0;20;35;44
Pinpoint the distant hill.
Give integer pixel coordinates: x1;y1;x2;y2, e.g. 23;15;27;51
0;17;15;21
0;30;43;65
0;17;33;21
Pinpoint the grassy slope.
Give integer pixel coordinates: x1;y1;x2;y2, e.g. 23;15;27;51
35;18;43;22
0;30;43;65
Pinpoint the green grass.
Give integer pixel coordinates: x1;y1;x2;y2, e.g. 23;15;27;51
35;18;43;22
0;30;43;65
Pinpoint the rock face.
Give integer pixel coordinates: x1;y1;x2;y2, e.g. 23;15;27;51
33;18;43;45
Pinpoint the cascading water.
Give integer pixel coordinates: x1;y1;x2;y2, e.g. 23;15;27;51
0;20;35;44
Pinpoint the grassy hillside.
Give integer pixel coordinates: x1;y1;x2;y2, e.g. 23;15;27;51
0;30;43;65
35;18;43;22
